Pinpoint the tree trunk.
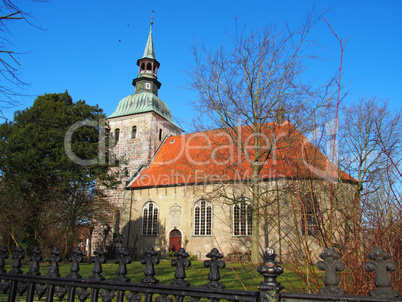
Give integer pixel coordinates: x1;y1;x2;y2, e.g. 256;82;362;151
251;165;260;263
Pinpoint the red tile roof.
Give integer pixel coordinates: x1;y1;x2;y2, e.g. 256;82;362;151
127;121;355;189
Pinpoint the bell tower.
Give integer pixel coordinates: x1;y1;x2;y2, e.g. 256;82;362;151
132;19;161;97
104;17;183;246
108;19;182;171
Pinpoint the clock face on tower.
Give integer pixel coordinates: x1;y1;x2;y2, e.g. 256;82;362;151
136;82;144;90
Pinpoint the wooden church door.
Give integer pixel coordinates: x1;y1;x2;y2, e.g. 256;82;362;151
169;229;182;252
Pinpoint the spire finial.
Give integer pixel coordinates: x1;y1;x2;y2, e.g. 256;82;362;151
141;11;156;60
150;10;155;27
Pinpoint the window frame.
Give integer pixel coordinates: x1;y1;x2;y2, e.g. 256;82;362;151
131;125;137;139
114;128;120;145
233;198;253;236
159;128;163;141
141;201;159;236
301;192;319;236
193;200;212;236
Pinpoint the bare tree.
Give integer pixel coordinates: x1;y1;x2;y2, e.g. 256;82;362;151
339;98;401;237
187;12;337;263
0;0;44;118
340;98;400;194
337;97;402;294
185;10;400;294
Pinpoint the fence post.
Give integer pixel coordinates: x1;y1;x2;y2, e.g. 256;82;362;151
0;246;8;274
114;247;132;302
204;248;226;289
89;247;107;301
45;247;63;300
66;247;83;302
9;246;25;302
257;247;283;302
364;247;400;298
26;247;42;301
171;247;191;287
316;247;346;296
141;246;160;285
141;246;160;302
0;246;9;296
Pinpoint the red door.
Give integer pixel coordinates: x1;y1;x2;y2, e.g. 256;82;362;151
169;229;182;253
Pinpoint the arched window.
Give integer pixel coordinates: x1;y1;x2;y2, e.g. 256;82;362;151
131;126;137;139
194;200;212;236
142;201;159;235
233;198;252;236
114;128;120;145
301;193;319;236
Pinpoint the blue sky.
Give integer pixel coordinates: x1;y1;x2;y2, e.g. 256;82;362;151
3;0;402;132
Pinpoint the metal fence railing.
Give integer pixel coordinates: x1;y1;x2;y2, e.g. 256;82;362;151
0;245;400;302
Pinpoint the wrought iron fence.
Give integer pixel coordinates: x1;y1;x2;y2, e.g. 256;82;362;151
0;244;400;302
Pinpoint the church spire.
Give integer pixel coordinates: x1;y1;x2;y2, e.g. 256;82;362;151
142;12;156;60
133;12;161;95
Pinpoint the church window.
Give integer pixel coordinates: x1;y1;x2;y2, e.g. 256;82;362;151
114;128;120;145
140;63;145;73
233;199;252;236
145;82;151;89
105;126;110;142
131;126;137;139
194;200;212;236
159;129;163;141
301;192;319;236
142;201;159;236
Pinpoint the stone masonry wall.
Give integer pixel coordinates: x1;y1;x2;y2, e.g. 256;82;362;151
99;112;182;249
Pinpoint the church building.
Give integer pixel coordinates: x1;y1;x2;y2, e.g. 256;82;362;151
103;23;357;260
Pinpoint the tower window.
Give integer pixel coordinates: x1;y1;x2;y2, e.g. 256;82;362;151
145;82;151;89
159;129;163;141
140;63;145;73
131;126;137;139
114;128;120;145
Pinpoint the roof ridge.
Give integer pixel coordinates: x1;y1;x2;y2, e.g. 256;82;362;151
177;121;290;137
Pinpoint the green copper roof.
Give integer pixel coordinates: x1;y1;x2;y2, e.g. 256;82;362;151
142;25;156;60
108;92;173;122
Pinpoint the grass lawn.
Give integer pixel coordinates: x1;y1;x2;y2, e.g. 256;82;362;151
0;259;305;301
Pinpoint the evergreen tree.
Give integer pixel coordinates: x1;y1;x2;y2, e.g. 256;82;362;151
0;91;118;254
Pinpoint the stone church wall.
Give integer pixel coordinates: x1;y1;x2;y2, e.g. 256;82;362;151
100;112;182;248
121;182;282;259
120;179;357;261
